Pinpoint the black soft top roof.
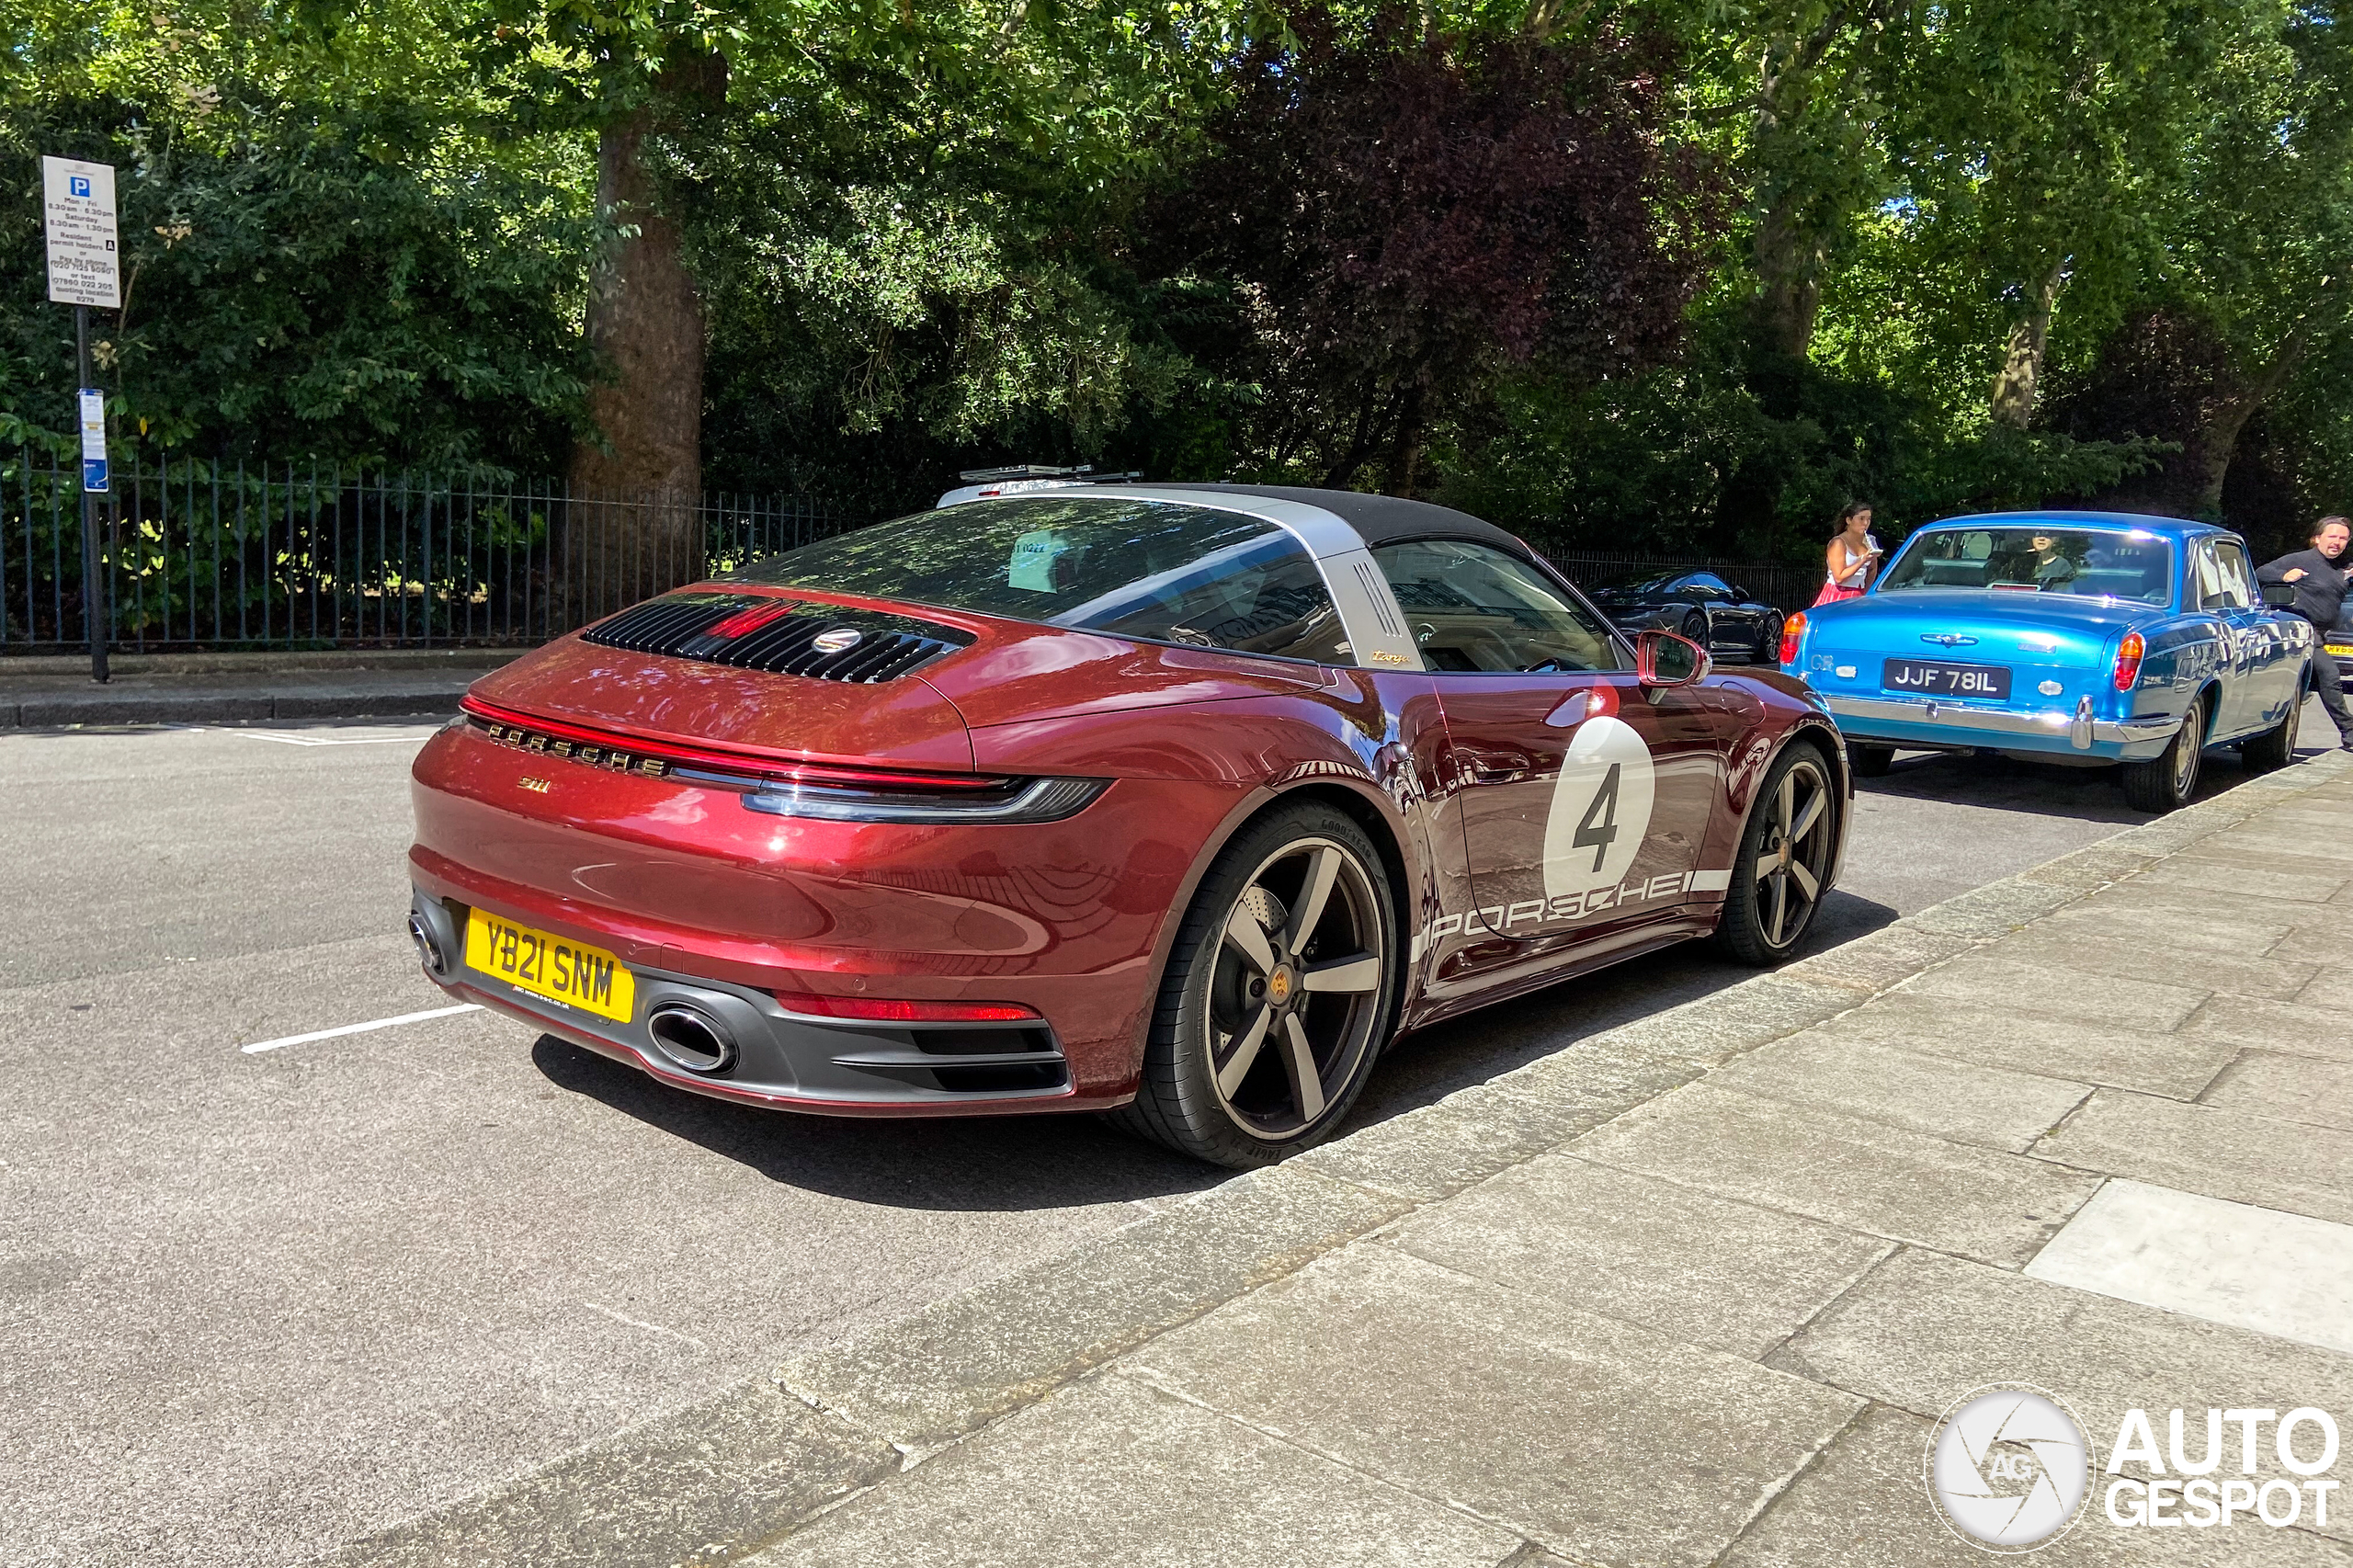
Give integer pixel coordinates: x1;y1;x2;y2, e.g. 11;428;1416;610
1162;483;1527;555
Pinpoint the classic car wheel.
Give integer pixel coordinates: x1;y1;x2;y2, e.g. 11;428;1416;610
1848;743;1894;778
2240;683;2303;773
2120;694;2208;812
1112;802;1397;1167
1715;743;1837;964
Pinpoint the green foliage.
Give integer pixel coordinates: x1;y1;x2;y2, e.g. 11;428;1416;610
0;0;2347;558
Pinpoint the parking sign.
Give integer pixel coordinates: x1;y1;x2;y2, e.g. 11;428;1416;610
41;156;119;309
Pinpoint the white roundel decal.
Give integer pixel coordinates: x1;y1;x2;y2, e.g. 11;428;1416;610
1542;716;1655;900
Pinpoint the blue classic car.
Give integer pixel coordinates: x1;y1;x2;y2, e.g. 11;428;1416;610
1779;512;2312;812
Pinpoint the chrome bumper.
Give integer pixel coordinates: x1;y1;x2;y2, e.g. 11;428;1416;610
1824;693;2182;751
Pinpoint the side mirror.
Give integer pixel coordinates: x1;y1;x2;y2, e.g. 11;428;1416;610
1637;630;1711;687
2263;580;2300;609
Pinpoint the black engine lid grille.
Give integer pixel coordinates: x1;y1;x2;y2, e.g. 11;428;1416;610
581;594;972;683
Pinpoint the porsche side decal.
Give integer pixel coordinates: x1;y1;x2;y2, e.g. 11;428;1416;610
1408;865;1733;960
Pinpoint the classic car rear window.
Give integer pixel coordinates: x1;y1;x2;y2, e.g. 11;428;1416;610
736;497;1349;663
1878;528;2177;607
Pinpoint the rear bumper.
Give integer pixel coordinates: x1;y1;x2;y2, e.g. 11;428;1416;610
408;888;1105;1117
1824;693;2183;760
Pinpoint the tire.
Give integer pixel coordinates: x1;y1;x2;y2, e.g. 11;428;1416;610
1108;802;1399;1168
1682;610;1710;649
1715;742;1839;965
1756;614;1784;665
2120;694;2208;812
1848;743;1895;778
2239;682;2303;773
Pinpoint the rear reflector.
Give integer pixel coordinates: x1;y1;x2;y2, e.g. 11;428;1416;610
773;990;1041;1023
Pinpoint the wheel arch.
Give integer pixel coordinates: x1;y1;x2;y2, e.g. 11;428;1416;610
1706;715;1850;922
1120;776;1420;1093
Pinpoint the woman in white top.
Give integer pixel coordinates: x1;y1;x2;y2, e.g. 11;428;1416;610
1813;502;1880;607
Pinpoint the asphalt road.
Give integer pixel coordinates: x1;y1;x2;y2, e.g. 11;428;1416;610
0;706;2333;1566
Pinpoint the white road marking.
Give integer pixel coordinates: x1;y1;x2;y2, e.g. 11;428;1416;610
240;1003;482;1054
222;727;436;746
581;1300;710;1352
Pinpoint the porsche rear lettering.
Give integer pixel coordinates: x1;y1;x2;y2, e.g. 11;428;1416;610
479;721;668;778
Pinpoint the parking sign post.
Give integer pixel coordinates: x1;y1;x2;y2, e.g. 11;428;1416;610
42;155;119;684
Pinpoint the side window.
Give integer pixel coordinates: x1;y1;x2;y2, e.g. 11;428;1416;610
2196;543;2249;610
2212;540;2256;610
1685;574;1733;601
1371;540;1621;674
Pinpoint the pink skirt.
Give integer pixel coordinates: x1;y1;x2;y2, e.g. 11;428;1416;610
1811;582;1865;608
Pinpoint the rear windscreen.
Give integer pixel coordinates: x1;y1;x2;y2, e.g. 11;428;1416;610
1878;528;2177;607
735;497;1349;663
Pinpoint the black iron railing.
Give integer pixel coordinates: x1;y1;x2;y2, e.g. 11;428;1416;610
0;449;851;652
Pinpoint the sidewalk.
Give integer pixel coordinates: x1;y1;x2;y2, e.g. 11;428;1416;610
325;750;2353;1568
0;649;520;727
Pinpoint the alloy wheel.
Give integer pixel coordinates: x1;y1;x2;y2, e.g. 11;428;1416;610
1751;756;1835;949
1207;838;1387;1141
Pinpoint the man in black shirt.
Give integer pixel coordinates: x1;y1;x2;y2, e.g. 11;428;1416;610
2258;517;2353;747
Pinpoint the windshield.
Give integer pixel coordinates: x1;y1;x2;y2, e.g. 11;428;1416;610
735;496;1350;663
1878;527;2177;607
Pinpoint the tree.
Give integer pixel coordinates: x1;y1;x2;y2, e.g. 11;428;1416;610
1144;12;1722;494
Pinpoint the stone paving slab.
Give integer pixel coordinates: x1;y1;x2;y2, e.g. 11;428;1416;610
1706;1031;2091;1152
1897;954;2210;1032
1802;991;2243;1101
1976;926;2321;1001
2034;1088;2353;1225
1381;1153;1893;1358
2201;1051;2353;1130
745;1371;1526;1568
1568;1083;2103;1267
1122;1244;1864;1568
1769;1247;2353;1431
2025;1179;2353;1356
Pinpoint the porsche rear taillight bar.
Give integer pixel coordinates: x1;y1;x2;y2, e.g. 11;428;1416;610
457;695;1108;824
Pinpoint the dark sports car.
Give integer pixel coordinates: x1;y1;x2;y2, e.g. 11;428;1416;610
1587;571;1786;665
406;482;1850;1167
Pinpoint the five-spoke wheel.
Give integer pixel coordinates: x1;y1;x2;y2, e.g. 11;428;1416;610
1716;744;1837;962
1113;803;1397;1166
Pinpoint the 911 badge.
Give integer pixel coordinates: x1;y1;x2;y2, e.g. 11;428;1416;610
1542;715;1655;900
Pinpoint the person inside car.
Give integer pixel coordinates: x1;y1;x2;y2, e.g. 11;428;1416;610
2258;516;2353;749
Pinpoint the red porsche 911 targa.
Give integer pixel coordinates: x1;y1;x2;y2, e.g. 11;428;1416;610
407;482;1849;1166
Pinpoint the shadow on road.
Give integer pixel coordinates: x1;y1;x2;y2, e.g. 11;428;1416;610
531;1033;1224;1210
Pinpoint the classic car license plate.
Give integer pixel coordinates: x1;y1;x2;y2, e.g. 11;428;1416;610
1881;658;2013;699
464;909;635;1022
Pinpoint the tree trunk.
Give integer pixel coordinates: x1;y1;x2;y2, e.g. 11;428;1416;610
1751;196;1823;360
1989;262;2067;429
2191;328;2309;515
566;52;724;618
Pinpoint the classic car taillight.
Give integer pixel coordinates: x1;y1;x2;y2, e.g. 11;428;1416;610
2113;631;2145;691
1779;612;1807;666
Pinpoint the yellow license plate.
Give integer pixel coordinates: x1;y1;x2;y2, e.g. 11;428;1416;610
464;909;635;1022
2329;644;2353;658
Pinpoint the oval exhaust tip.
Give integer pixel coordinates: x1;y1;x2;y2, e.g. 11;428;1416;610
407;913;447;976
646;1004;736;1074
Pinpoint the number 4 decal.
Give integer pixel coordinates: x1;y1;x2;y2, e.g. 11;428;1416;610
1572;762;1620;872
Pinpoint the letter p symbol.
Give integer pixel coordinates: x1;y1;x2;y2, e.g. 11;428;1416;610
69;176;90;198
